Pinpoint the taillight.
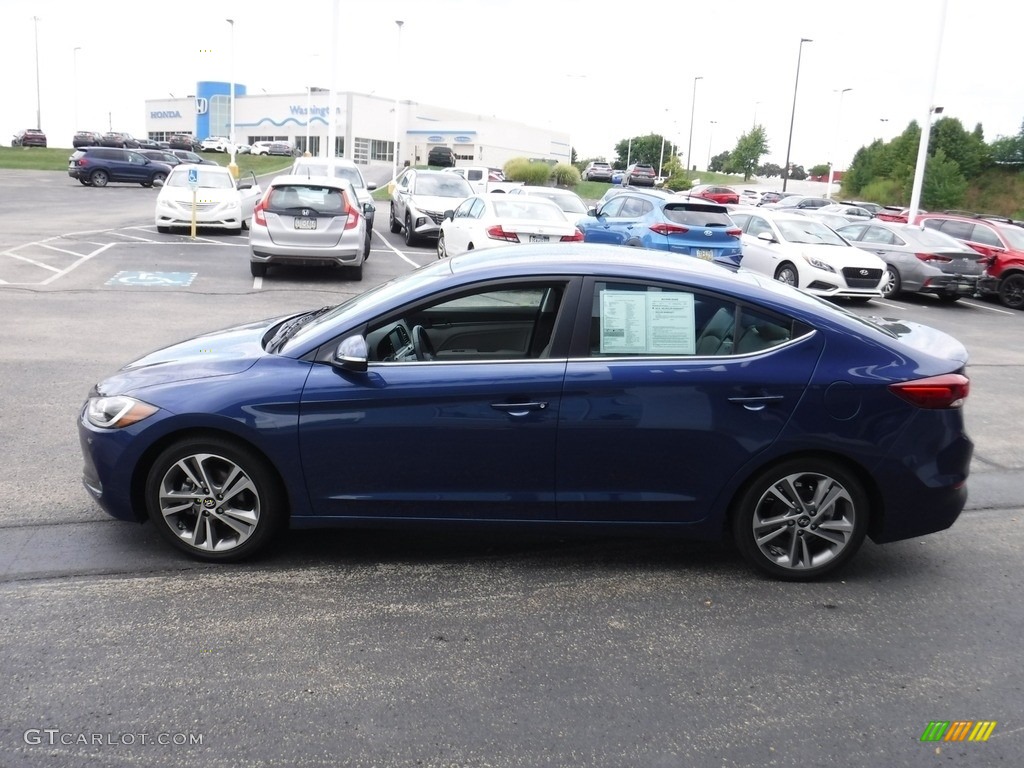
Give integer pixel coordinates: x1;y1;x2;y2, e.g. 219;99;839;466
650;223;689;236
560;228;584;242
914;252;951;263
343;194;359;230
486;225;519;242
726;227;742;237
253;199;267;227
889;373;969;409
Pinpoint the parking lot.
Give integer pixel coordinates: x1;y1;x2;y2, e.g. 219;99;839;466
1;169;1022;766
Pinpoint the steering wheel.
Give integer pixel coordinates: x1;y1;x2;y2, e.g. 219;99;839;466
411;325;436;361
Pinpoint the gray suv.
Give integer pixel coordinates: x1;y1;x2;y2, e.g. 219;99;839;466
389;169;473;246
290;157;377;232
67;147;173;187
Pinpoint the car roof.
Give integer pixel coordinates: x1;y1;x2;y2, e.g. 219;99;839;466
268;173;356;191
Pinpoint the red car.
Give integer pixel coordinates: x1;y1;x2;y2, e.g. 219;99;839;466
688;184;740;205
915;211;1024;310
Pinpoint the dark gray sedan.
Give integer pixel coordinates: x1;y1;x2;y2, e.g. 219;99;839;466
837;221;987;302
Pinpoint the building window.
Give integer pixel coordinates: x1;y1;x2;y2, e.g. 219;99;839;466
353;137;370;165
454;149;475;161
368;139;395;163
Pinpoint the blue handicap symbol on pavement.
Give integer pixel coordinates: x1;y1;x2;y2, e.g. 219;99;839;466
106;271;198;287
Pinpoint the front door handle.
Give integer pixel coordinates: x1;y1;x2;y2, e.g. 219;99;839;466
728;395;784;412
491;401;548;417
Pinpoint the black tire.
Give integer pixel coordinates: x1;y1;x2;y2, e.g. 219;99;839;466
881;266;901;299
250;261;267;277
157;225;171;234
389;204;402;234
404;214;418;246
363;231;371;259
78;178;91;186
997;273;1024;310
350;262;364;281
936;294;961;304
89;170;109;188
732;457;869;581
151;172;167;187
144;436;286;562
774;263;798;287
437;232;448;259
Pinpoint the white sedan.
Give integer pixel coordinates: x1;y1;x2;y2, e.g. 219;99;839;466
154;164;262;234
437;194;583;259
729;207;886;300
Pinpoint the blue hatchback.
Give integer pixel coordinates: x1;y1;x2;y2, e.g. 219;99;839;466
578;189;743;268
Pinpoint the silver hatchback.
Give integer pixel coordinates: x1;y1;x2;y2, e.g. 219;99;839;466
249;175;371;280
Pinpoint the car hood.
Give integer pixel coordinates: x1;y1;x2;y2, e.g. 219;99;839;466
785;242;886;269
158;186;240;204
407;194;467;213
96;319;275;396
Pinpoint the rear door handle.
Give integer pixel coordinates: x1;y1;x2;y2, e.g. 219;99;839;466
728;395;784;412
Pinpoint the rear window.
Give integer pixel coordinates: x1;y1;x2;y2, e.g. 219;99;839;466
492;199;566;222
663;203;733;227
292;162;364;188
268;184;348;213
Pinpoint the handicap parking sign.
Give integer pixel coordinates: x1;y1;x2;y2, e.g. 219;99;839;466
187;167;198;189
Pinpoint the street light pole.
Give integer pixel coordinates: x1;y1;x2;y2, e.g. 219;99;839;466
907;0;949;223
826;88;852;199
707;120;717;170
33;16;42;130
753;101;761;128
686;75;703;175
392;20;404;182
226;18;237;178
782;37;812;192
73;46;82;131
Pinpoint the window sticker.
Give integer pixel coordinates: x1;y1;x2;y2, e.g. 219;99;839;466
599;291;696;355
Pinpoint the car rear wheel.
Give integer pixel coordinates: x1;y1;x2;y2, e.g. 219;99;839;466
78;178;91;186
732;458;869;581
774;263;798;287
389;204;401;234
250;261;267;277
437;232;448;259
880;266;901;298
350;262;363;281
89;170;109;188
151;172;167;187
997;273;1024;310
363;231;371;258
145;436;286;562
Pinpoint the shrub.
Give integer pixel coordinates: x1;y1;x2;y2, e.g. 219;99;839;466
663;176;692;192
504;157;551;185
550;163;581;187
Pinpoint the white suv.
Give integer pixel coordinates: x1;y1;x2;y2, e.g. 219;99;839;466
290;157;377;233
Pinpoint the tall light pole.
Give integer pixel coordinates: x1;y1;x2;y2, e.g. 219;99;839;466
826;88;852;198
753;101;761;128
392;20;404;182
685;75;703;175
73;46;82;130
33;16;42;130
782;38;812;192
707;120;717;170
907;0;949;223
226;18;237;178
658;108;669;180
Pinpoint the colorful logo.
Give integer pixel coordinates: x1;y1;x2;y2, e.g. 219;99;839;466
921;721;997;742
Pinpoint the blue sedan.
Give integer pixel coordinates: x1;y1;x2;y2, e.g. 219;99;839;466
78;244;973;580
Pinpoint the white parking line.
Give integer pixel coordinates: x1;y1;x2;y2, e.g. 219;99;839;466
958;299;1015;315
42;243;116;285
373;229;422;268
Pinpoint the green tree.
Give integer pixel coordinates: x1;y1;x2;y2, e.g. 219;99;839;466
809;163;831;177
930;117;988;179
757;162;782;178
708;150;731;173
613;134;668;169
726;125;769;181
921;148;968;209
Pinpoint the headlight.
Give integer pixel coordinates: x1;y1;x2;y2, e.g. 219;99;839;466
85;396;158;429
802;255;836;273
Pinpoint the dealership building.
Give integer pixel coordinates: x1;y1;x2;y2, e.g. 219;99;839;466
144;81;570;172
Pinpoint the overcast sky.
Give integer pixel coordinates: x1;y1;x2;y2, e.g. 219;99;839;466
4;0;1021;171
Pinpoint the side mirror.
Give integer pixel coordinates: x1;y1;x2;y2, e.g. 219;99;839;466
366;182;378;191
443;209;454;221
363;202;374;216
588;208;599;218
757;231;776;244
237;179;252;190
332;334;368;373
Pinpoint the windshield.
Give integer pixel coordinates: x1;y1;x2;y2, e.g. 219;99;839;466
413;175;472;197
776;219;847;246
292;162;364;188
998;224;1024;250
166;169;234;189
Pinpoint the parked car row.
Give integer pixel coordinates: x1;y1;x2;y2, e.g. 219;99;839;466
12;128;47;147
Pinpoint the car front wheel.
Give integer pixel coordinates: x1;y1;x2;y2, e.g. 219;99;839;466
404;214;418;246
880;266;901;298
774;263;798;287
145;436;286;562
437;232;448;259
89;170;109;188
389;204;401;234
732;458;869;581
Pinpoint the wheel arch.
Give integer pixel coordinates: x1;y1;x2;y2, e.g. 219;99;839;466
723;449;885;539
129;427;293;524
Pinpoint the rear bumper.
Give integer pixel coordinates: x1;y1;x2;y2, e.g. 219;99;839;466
921;275;980;296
